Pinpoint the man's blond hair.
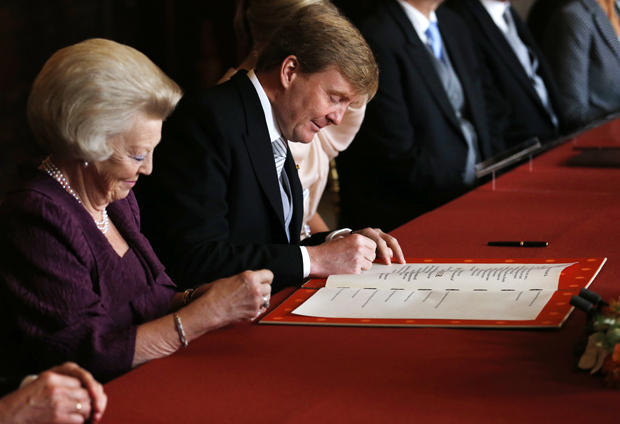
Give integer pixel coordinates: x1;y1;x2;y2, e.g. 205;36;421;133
256;2;378;100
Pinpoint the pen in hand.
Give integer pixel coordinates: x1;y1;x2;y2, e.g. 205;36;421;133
488;241;548;247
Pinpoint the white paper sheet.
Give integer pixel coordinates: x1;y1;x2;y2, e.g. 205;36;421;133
292;288;554;320
293;262;575;321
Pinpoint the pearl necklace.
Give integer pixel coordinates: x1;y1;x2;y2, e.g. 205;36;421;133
42;157;109;234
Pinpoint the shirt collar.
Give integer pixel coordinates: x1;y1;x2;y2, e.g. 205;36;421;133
248;69;283;143
397;0;438;44
480;0;511;33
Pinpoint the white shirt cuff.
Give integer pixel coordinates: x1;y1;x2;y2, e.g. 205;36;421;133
300;246;311;278
325;228;353;241
19;375;38;388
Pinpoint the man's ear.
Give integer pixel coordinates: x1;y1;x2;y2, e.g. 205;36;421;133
280;55;299;89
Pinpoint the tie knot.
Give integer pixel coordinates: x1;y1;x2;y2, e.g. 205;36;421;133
503;8;515;33
272;137;287;180
425;21;442;60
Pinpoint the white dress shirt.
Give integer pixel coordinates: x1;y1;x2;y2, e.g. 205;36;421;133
480;0;511;33
397;0;439;43
248;70;312;277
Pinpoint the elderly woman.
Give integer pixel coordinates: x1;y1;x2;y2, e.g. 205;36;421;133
220;0;367;239
0;39;272;386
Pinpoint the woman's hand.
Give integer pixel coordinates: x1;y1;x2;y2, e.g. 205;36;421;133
196;269;273;327
132;270;274;368
0;362;107;424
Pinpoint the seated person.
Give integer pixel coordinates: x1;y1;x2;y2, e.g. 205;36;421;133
444;0;566;147
0;39;273;384
527;0;572;44
337;0;497;232
0;363;107;424
135;2;405;292
221;0;367;239
538;0;620;127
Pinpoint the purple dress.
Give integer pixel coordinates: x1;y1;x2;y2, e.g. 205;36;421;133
0;169;176;382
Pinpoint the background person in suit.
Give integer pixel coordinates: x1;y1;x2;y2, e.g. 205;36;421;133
337;0;496;232
527;0;572;43
0;363;106;424
136;2;405;292
444;0;566;147
539;0;620;128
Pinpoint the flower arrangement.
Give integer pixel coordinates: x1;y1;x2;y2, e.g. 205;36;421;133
577;297;620;388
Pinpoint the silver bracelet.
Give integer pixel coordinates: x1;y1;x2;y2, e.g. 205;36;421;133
174;314;188;348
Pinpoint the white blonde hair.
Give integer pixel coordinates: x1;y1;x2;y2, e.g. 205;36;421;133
27;38;182;161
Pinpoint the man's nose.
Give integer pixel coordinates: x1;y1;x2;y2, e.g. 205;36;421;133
327;106;346;126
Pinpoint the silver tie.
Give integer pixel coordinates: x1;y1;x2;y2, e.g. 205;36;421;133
272;137;287;181
272;137;292;242
503;8;558;128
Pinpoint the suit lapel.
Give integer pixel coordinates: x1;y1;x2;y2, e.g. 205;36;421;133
512;6;564;119
439;12;491;158
231;72;286;228
284;148;302;245
385;0;462;133
466;1;546;109
591;0;620;66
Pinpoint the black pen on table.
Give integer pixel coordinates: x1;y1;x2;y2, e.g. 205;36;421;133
488;241;548;247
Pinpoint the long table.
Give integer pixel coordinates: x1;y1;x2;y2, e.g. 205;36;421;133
101;119;620;423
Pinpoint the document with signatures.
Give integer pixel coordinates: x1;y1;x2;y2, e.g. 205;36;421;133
292;263;574;321
260;258;606;328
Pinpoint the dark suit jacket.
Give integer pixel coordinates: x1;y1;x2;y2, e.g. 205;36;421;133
337;0;495;232
540;0;620;127
528;0;572;44
136;71;323;291
445;0;567;146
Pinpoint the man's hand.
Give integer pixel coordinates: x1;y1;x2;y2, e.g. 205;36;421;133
307;234;377;277
348;228;405;265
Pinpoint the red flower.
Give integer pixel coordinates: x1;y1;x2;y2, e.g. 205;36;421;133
601;355;618;375
613;344;620;363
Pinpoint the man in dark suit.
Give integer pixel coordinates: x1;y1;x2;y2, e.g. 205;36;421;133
337;0;497;232
444;0;566;147
136;2;404;292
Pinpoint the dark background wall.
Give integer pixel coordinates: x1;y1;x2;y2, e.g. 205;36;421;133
0;0;532;197
0;0;239;196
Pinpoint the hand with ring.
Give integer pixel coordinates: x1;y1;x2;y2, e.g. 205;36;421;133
182;269;273;329
0;362;107;424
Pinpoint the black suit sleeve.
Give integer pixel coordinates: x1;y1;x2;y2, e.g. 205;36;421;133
469;36;512;149
137;97;304;292
357;40;431;187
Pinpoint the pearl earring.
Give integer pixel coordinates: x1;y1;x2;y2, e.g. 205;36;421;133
84;161;89;167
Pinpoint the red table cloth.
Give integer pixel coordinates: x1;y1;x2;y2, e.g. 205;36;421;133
102;119;620;423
